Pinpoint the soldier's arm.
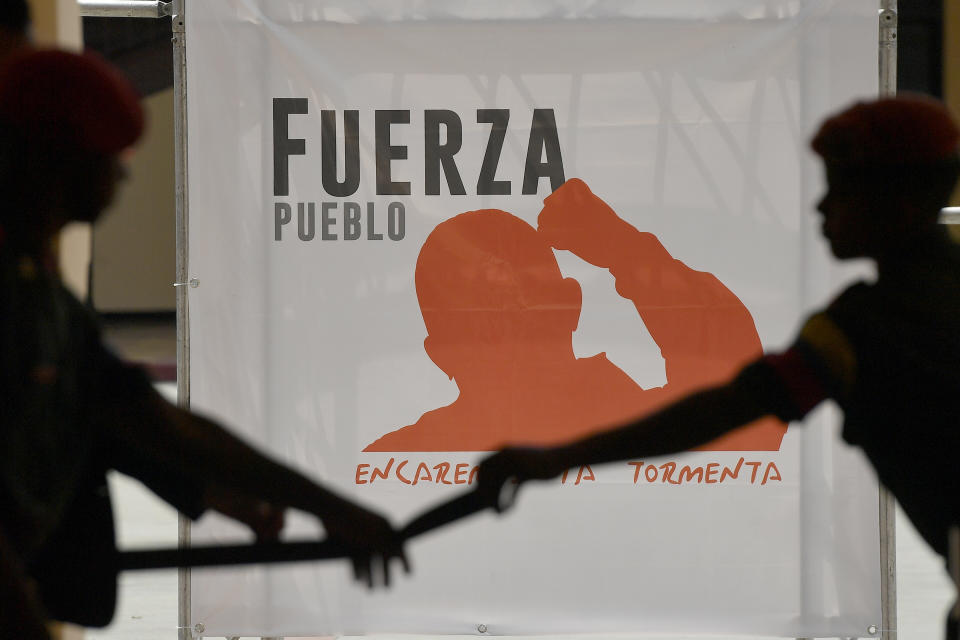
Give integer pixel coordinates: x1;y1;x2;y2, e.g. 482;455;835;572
63;276;405;582
478;310;849;496
478;367;770;494
85;341;406;585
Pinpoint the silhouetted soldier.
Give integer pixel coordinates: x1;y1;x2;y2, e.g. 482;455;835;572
0;49;404;639
480;94;960;637
365;181;785;452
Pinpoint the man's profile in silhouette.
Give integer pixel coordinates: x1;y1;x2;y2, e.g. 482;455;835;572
365;179;786;452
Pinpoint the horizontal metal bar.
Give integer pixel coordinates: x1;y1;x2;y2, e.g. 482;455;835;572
77;0;172;18
941;207;960;225
120;539;348;571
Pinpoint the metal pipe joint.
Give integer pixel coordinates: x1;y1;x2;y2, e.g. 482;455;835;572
77;1;172;19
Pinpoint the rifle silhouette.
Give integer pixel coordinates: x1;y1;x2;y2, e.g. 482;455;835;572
117;484;517;572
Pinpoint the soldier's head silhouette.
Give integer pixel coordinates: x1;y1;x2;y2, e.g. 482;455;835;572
415;209;582;388
0;49;143;248
811;93;960;259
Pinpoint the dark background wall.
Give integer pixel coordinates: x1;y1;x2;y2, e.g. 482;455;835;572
84;16;176;313
83;15;173;97
898;0;944;96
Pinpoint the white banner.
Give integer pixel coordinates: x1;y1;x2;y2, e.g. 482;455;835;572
186;1;882;637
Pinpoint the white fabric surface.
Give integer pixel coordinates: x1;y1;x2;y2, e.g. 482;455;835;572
186;1;882;636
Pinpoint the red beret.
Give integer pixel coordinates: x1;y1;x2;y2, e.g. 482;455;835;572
812;93;960;166
0;48;144;155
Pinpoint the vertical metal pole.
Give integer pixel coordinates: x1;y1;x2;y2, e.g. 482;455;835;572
878;485;897;640
950;527;959;639
172;0;193;638
879;1;898;97
877;6;898;639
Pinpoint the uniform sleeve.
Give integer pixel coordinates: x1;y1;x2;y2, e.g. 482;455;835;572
75;304;207;520
94;347;207;519
735;309;858;422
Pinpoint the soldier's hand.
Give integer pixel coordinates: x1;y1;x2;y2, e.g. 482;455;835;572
319;498;409;589
477;446;567;513
203;483;285;541
537;178;636;267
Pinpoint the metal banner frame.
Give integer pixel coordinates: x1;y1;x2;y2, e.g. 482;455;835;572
77;1;899;638
877;3;898;640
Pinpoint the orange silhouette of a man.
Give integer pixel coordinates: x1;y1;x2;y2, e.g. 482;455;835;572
365;179;785;452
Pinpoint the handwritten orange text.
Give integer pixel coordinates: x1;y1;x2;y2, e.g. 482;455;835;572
356;458;480;486
355;458;782;486
627;458;782;485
